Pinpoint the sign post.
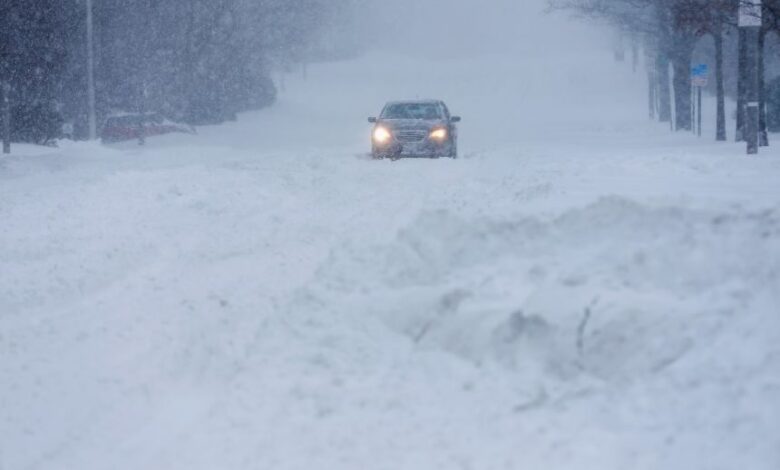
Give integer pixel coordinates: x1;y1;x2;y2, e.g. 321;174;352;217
740;0;762;155
691;64;708;137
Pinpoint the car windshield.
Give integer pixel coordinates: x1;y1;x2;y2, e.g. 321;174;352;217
381;103;442;120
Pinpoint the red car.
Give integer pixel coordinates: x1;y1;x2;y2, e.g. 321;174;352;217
100;113;195;143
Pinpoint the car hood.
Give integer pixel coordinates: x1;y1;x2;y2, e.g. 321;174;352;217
378;119;446;131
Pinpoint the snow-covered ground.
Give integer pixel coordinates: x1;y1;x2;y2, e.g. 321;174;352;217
2;16;780;470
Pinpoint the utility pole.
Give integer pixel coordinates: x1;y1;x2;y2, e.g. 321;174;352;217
741;0;762;155
86;0;97;140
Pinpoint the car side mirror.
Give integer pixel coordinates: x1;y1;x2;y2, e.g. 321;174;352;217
368;117;377;123
450;116;461;123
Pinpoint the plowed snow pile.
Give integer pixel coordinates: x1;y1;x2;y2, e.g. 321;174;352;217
303;198;780;466
316;198;779;380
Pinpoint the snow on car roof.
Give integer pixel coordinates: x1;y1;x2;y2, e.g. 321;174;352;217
384;99;442;105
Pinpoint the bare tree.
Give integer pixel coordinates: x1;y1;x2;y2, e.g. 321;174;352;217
551;0;749;141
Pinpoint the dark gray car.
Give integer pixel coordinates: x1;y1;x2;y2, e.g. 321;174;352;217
368;100;460;159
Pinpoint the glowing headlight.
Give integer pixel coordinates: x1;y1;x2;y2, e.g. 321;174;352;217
373;127;392;144
430;128;448;140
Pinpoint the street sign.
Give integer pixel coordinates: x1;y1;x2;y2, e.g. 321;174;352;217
739;0;762;27
691;64;709;87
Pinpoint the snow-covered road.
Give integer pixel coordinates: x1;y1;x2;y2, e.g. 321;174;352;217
2;44;780;470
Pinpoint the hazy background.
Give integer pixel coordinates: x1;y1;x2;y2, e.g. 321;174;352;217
318;0;644;150
368;0;610;57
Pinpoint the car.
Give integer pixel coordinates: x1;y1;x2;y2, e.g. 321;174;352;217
100;112;195;143
368;100;460;159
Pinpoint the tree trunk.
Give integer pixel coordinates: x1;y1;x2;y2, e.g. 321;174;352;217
759;30;769;147
657;53;672;123
715;25;726;141
671;41;694;132
649;67;657;119
86;0;97;140
614;31;626;62
653;0;673;127
2;81;10;154
183;1;196;122
736;28;747;142
645;43;658;119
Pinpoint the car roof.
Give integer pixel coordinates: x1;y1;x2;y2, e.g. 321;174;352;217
384;100;443;106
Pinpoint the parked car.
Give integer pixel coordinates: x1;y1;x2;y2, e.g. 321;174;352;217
100;113;195;143
368;100;460;159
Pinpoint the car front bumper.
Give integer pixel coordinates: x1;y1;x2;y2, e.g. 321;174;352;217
373;140;453;158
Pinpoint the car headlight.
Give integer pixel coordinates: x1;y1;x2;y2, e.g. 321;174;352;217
373;126;392;144
430;128;448;140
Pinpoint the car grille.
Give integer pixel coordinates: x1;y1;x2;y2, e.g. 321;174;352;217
395;130;428;143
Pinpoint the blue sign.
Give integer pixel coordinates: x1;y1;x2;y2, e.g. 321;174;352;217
691;64;709;86
691;64;709;78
